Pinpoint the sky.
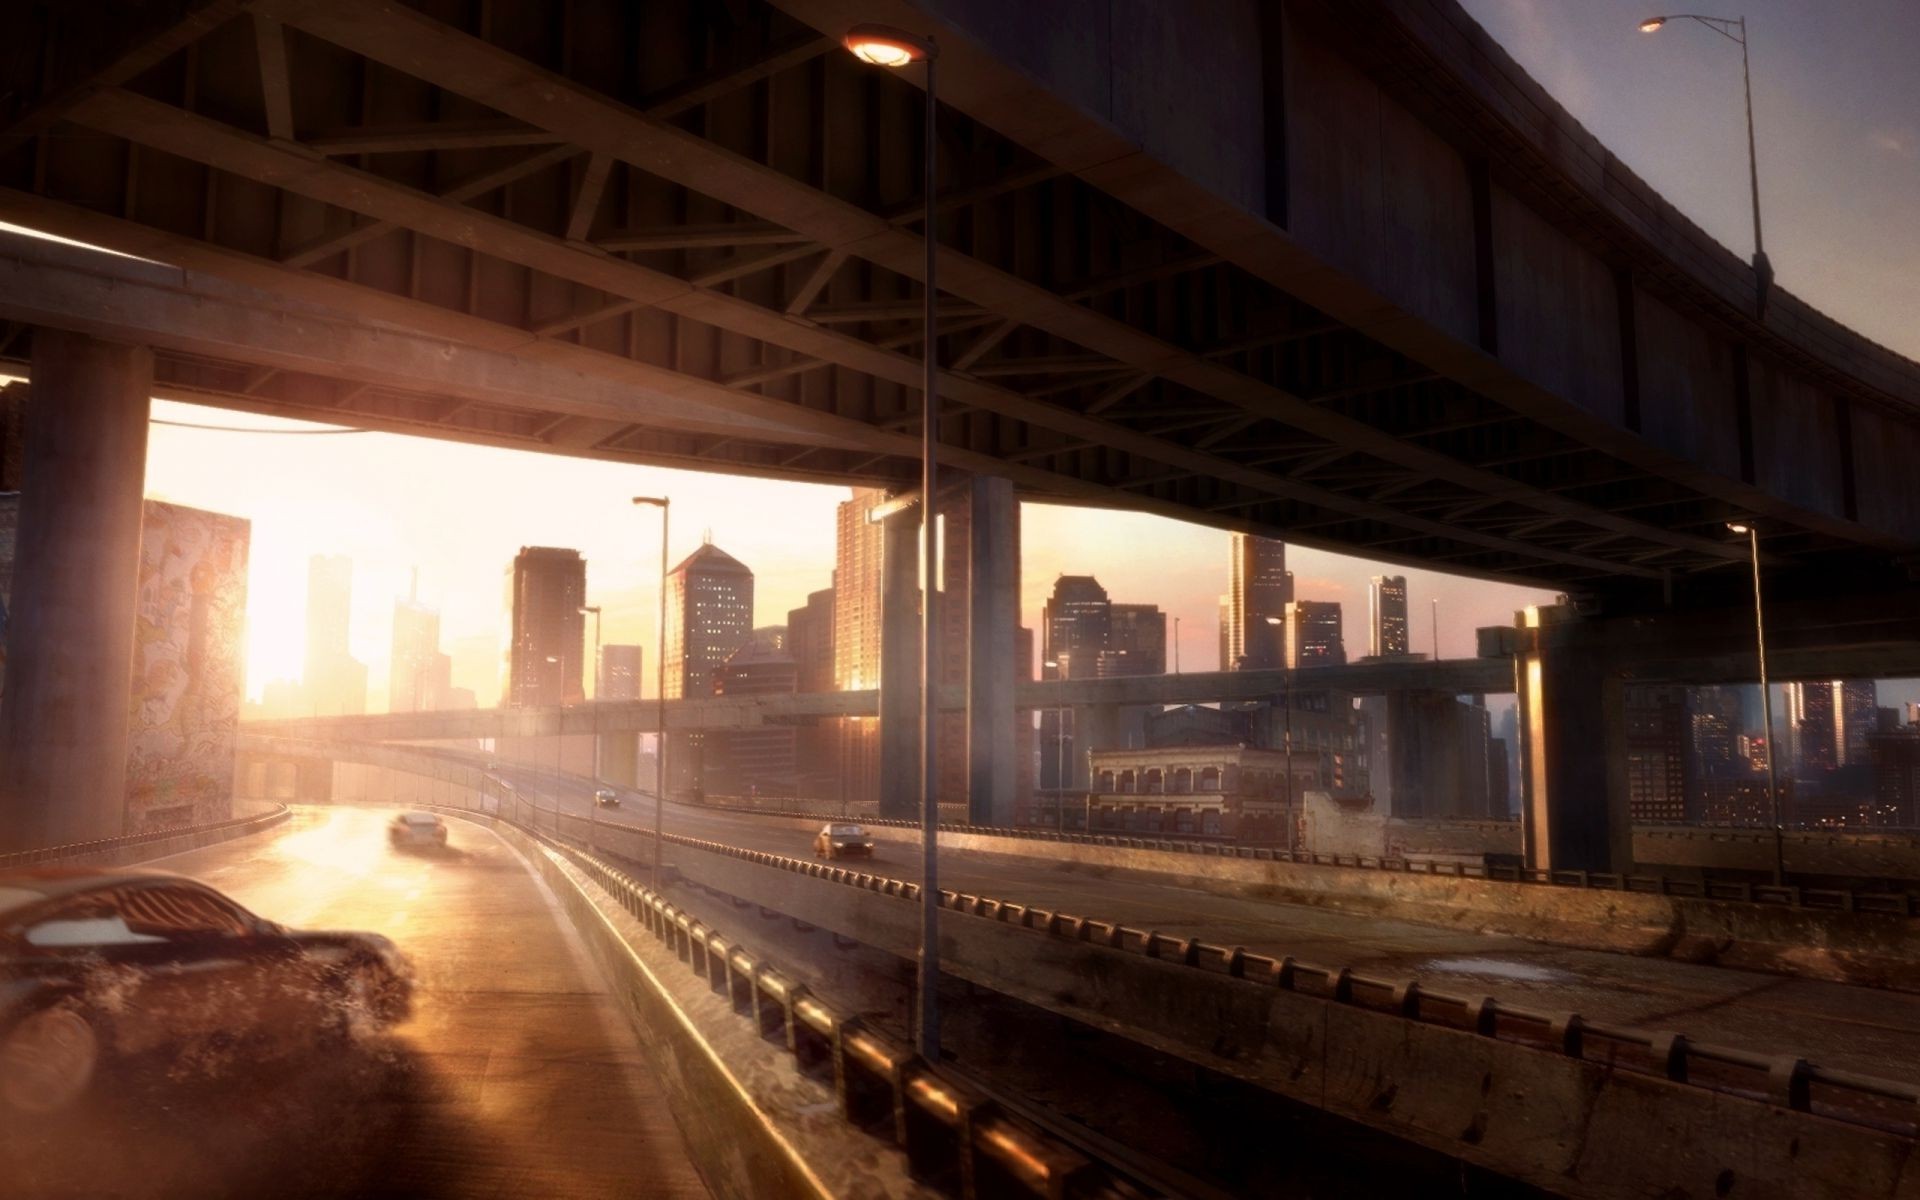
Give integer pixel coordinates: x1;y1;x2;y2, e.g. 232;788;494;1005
125;0;1920;713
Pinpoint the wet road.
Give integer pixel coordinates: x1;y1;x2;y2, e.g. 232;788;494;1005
483;758;1920;1084
2;806;708;1200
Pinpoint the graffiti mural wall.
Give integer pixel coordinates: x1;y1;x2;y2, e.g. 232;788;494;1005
125;501;251;831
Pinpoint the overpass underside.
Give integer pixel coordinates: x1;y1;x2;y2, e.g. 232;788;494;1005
0;0;1917;862
1;0;1915;608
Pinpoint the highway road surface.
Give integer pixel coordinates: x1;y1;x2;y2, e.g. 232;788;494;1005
2;805;708;1200
481;758;1920;1084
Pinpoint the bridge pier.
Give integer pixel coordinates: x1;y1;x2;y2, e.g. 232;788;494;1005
878;504;921;820
0;331;151;851
966;476;1017;825
1515;607;1633;873
600;731;639;789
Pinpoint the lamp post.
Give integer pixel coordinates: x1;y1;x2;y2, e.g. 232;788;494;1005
633;496;670;888
845;21;942;1063
1638;13;1773;317
1728;521;1786;885
545;652;564;838
1043;659;1067;831
580;604;602;851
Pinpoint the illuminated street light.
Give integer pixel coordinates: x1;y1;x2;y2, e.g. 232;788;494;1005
844;24;932;66
1637;13;1773;316
1729;519;1785;885
846;17;943;1065
633;496;671;888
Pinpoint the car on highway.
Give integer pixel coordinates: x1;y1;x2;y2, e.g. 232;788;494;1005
593;787;621;809
0;867;413;1115
387;811;448;848
812;822;875;860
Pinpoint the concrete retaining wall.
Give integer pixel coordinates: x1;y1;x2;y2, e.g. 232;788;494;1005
0;803;290;870
670;844;1920;1200
1637;826;1920;881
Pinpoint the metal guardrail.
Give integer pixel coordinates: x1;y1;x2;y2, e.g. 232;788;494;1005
0;804;292;870
645;822;1920;1139
473;799;1157;1200
685;800;1920;917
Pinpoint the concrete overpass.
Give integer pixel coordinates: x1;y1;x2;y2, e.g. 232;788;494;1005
245;656;1516;742
0;0;1916;867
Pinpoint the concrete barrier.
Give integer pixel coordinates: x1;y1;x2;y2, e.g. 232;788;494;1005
0;804;291;870
668;843;1920;1200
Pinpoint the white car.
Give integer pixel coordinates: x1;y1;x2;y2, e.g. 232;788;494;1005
387;812;447;848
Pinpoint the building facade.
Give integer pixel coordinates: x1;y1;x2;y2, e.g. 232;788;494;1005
1368;575;1409;658
600;644;642;700
390;580;453;712
1284;599;1346;667
713;644;798;795
1225;534;1290;670
665;541;754;795
304;554;366;716
1084;744;1316;841
504;546;585;708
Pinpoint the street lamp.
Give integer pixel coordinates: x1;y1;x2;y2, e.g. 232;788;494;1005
1638;13;1773;316
1044;660;1067;832
545;652;564;838
845;19;943;1064
633;496;671;888
580;604;602;851
1728;521;1786;885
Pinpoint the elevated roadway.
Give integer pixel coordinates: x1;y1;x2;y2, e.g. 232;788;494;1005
1;805;708;1200
445;756;1920;1085
2;0;1916;607
243;656;1516;743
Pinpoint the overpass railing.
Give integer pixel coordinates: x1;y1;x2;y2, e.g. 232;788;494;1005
639;828;1920;1139
678;799;1920;917
0;804;292;870
337;748;1920;1148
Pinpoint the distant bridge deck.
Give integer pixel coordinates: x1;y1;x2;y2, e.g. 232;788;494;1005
247;657;1516;743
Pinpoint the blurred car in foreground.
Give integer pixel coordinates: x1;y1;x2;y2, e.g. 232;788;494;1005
387;811;447;848
593;787;621;808
0;868;412;1115
812;822;875;860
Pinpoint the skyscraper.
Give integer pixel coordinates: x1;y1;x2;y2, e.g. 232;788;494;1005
304;554;366;716
832;490;888;807
666;541;753;795
390;572;452;712
1226;534;1291;670
787;588;835;695
1106;603;1167;676
1837;680;1879;766
504;547;585;708
1367;575;1409;658
1284;600;1345;667
1625;684;1688;822
713;643;798;795
1042;575;1111;679
600;644;642;700
665;542;754;699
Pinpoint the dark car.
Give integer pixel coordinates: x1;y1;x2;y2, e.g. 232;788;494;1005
0;868;412;1116
593;787;621;809
813;822;875;860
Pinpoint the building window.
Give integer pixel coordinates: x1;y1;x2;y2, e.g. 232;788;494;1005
1199;766;1221;791
1172;767;1192;793
1145;768;1163;794
1098;770;1116;791
1119;770;1136;794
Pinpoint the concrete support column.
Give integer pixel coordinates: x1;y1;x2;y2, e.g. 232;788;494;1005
877;507;921;820
1515;607;1630;872
1070;703;1124;790
966;476;1017;825
600;731;639;788
0;331;151;851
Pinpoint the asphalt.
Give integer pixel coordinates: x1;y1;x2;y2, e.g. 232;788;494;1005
2;805;709;1200
483;758;1920;1085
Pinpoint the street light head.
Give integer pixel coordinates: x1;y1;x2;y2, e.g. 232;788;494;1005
1264;615;1284;625
1727;521;1752;535
844;23;933;66
1639;16;1668;32
578;605;599;616
632;495;669;508
1043;659;1059;669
